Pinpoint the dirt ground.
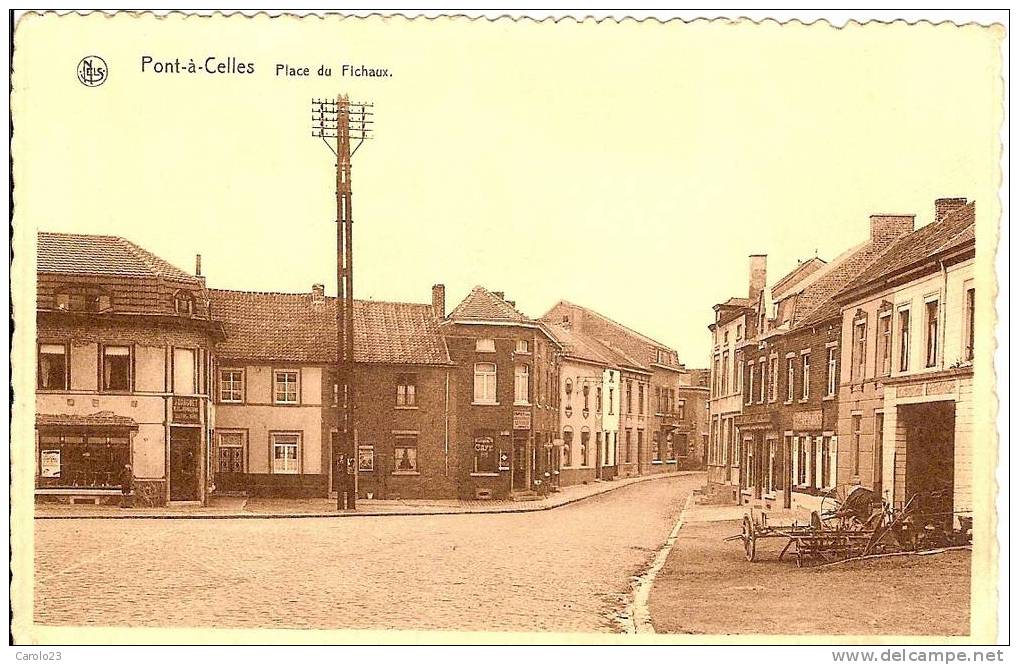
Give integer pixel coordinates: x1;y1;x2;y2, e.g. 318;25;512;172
649;520;971;636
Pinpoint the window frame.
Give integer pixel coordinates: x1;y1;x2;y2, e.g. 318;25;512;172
964;286;975;362
785;355;795;403
172;346;198;396
852;319;868;381
825;347;838;397
219;367;245;404
925;298;940;368
37;341;70;391
800;352;810;400
393;435;419;473
513;363;530;405
475;338;496;353
216;430;247;474
878;312;892;376
270;431;301;475
851;415;862;477
273;369;301;405
514;340;530;354
897;306;911;372
396;372;418;407
100;344;133;393
473;362;498;404
768;356;779;403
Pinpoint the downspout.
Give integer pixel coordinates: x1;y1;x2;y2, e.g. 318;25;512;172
940;259;949;368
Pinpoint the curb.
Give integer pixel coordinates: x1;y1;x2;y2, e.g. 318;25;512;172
34;471;703;521
626;491;694;634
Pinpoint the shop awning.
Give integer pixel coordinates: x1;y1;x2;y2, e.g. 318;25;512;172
36;411;138;428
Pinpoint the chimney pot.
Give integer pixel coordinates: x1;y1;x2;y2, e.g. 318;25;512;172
869;214;915;246
934;198;968;224
432;284;446;319
311;283;326;304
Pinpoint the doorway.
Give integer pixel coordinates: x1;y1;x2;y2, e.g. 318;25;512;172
169;427;201;501
900;401;956;517
512;438;527;490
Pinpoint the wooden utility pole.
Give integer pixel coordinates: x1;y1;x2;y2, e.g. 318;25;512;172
312;95;373;510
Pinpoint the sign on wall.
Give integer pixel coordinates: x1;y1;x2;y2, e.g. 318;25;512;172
172;396;201;424
512;410;531;430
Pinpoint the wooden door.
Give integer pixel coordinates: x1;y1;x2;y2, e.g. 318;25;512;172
169;429;200;501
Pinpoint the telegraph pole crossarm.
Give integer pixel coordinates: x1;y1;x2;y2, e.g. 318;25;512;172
311;94;374;511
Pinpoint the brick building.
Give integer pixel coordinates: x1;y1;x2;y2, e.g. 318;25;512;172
209;285;454;500
442;286;562;499
734;213;914;509
835;199;975;524
707;255;767;490
35;233;224;506
542;301;689;476
677;368;710;469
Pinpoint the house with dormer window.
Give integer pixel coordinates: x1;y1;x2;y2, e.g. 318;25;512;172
35;233;224;506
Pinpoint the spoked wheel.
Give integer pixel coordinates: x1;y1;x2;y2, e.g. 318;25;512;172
742;515;757;562
819;486;849;528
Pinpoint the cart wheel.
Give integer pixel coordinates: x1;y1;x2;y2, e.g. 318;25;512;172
742;515;757;562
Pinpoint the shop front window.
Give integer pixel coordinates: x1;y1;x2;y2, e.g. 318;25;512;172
36;428;130;488
473;435;498;473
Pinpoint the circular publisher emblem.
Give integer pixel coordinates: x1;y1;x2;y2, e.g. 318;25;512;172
77;56;108;87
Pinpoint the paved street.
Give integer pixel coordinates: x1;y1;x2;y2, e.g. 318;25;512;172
35;474;698;633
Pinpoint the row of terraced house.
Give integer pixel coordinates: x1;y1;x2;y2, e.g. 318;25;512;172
33;232;708;506
706;198;977;526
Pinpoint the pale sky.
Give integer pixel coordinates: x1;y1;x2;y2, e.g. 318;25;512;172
13;15;1002;367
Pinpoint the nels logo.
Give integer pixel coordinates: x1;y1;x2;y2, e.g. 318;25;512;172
77;55;108;87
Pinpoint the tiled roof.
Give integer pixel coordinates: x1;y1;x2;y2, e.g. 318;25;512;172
721;297;754;308
547;324;618;366
798;203;975;328
447;286;530;322
771;257;827;300
37;411;138;428
839;202;976;297
209;289;451;365
545;300;674;352
37;232;199;283
788;240;892;329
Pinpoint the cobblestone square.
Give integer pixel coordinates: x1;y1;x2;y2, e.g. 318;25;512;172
34;476;696;633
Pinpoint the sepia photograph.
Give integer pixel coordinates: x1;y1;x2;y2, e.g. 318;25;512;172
7;8;1009;654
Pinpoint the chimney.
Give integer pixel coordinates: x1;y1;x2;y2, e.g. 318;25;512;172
431;284;445;319
934;198;968;224
194;254;205;286
748;254;767;301
869;214;915;246
311;283;325;304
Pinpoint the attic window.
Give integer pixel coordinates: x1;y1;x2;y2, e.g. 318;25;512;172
174;290;195;316
54;285;111;313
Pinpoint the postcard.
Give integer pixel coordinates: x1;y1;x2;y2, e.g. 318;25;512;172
9;10;1006;646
